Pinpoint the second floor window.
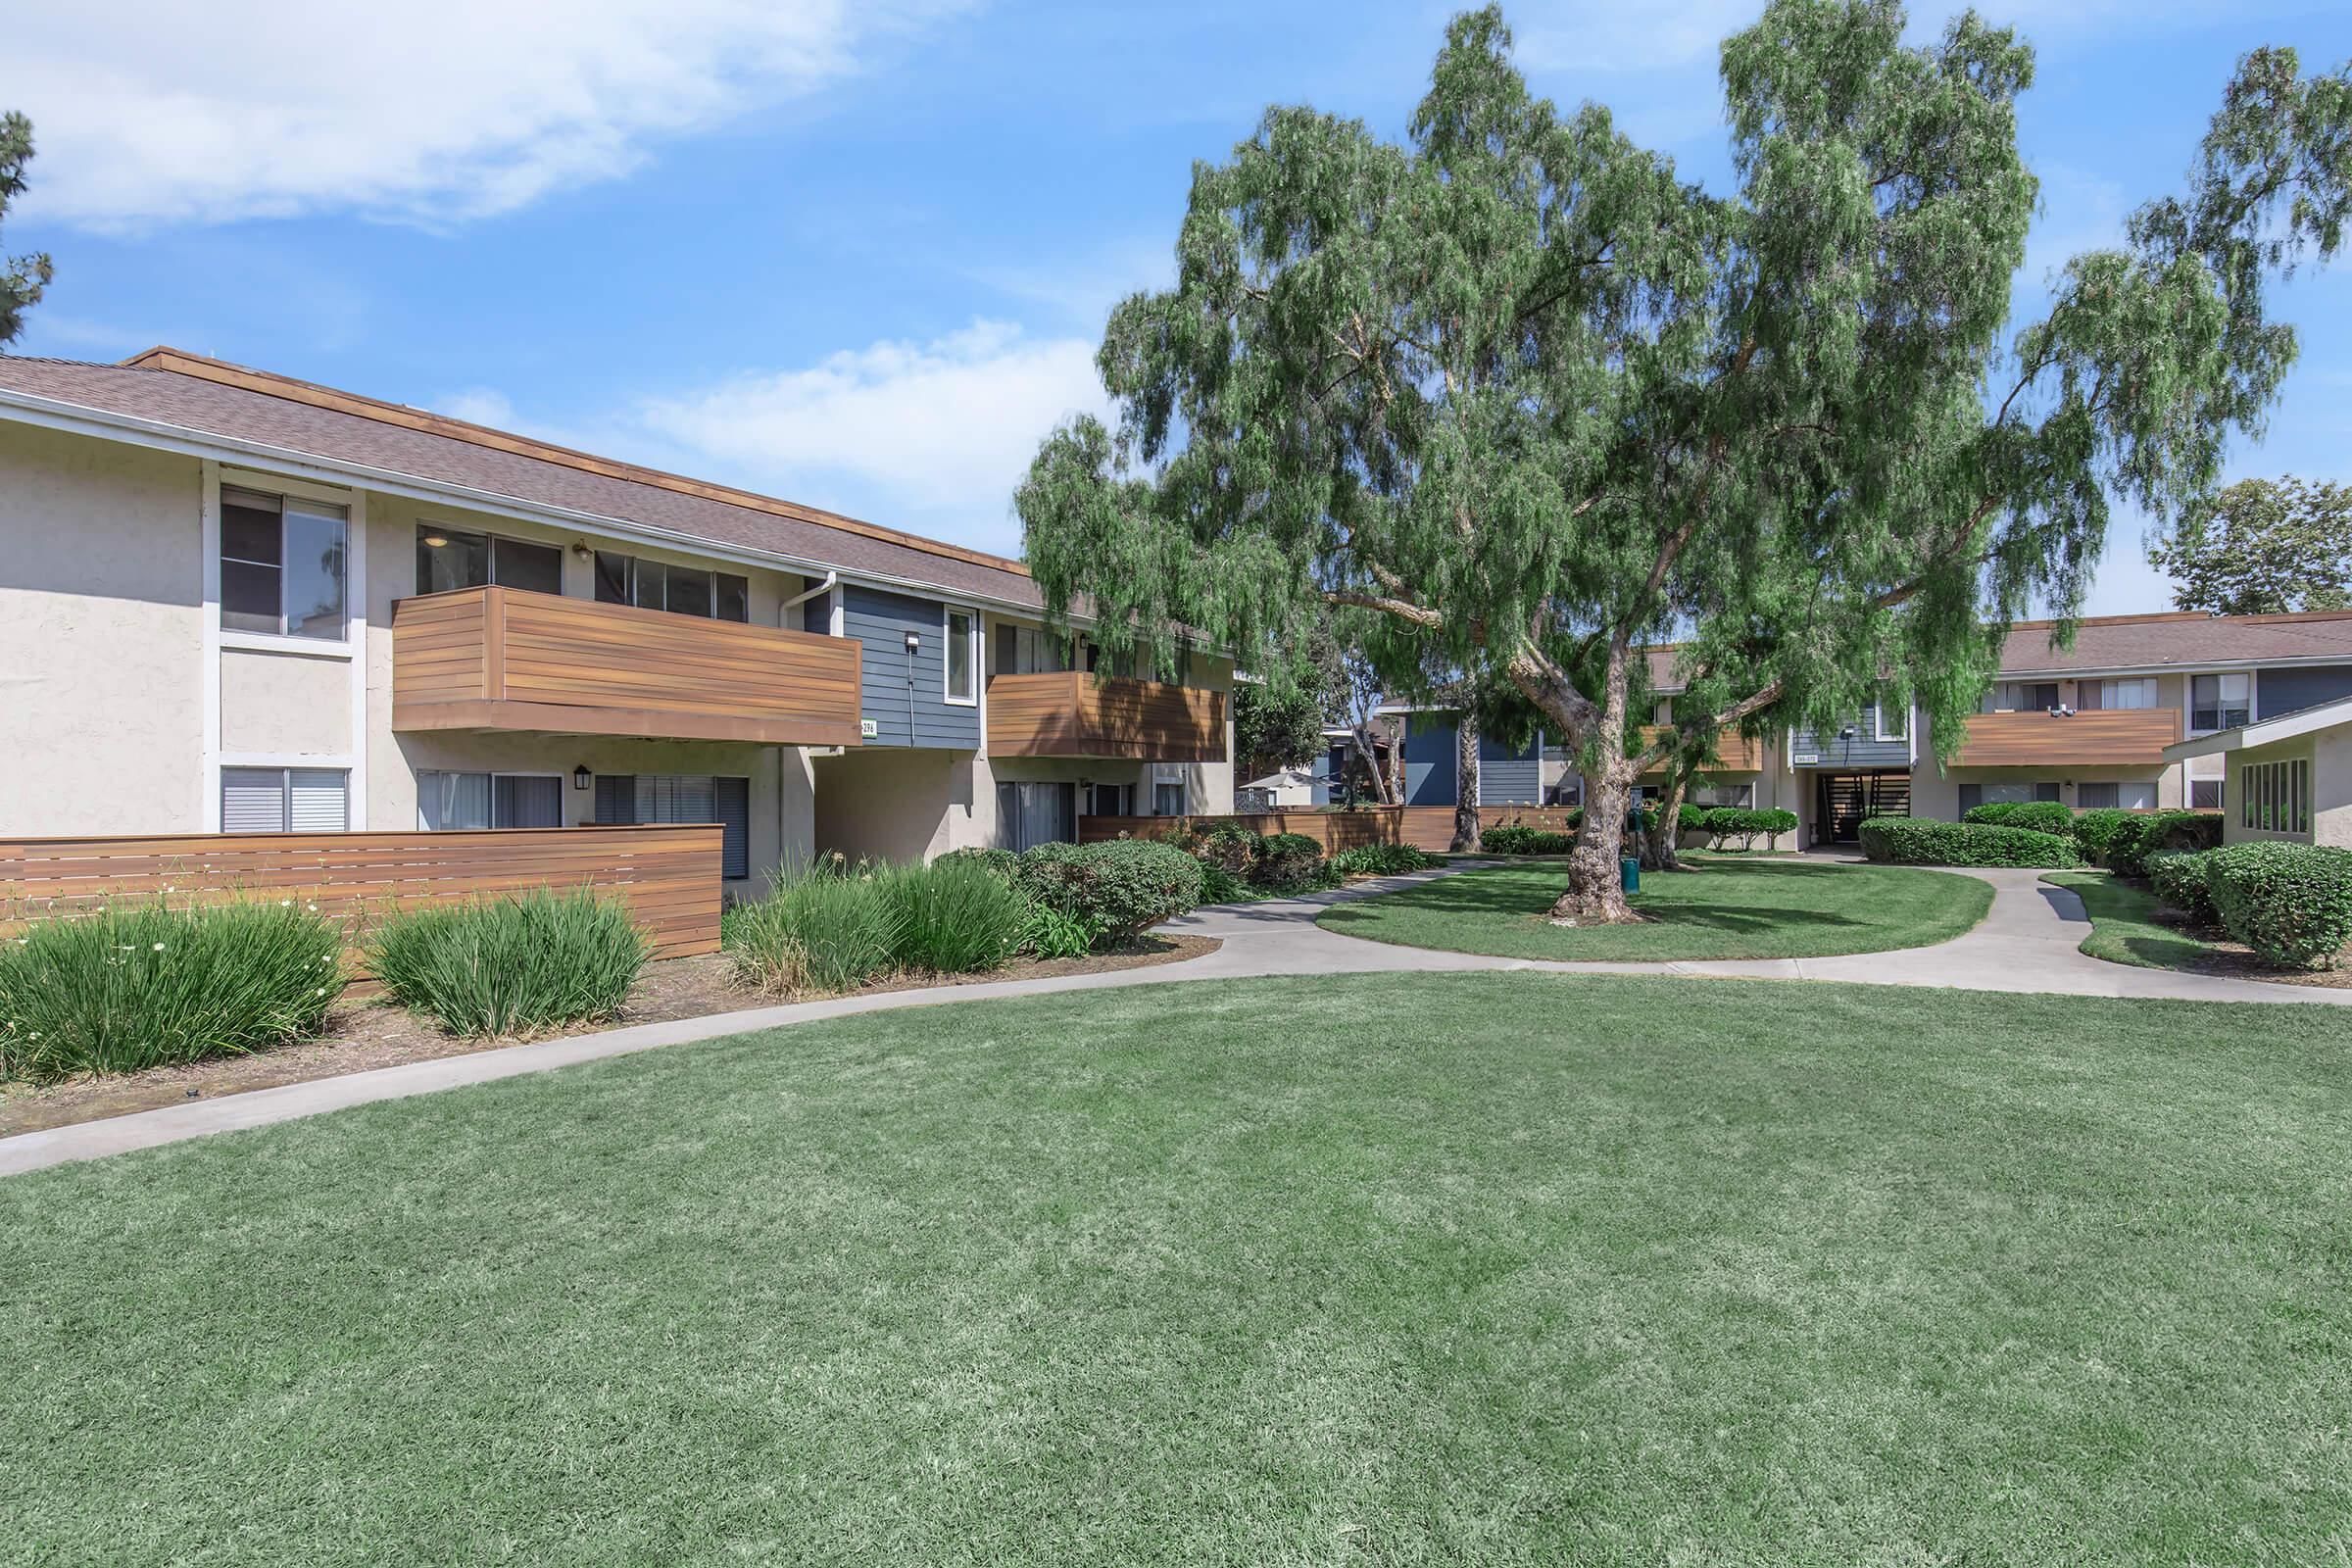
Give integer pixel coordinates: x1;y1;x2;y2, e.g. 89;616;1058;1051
2082;677;2157;710
945;608;976;704
2190;672;2250;732
1985;681;2061;713
594;551;749;622
221;485;346;640
416;525;562;596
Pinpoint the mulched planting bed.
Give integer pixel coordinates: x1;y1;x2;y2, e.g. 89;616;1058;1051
0;933;1216;1137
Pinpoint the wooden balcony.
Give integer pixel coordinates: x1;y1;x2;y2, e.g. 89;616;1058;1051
1640;725;1764;772
1952;708;2181;767
392;585;863;747
986;671;1227;762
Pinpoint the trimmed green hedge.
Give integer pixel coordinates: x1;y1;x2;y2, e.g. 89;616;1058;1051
2205;842;2352;969
1481;825;1576;856
1963;801;2075;834
2108;810;2224;877
1858;816;2081;868
1686;807;1798;848
1015;840;1205;943
2069;808;2137;864
1329;843;1441;876
2147;850;2221;928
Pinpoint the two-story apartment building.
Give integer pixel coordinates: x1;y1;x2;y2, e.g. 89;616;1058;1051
1390;613;2352;848
0;349;1233;894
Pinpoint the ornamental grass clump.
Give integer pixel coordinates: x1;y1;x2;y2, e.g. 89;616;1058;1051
877;857;1026;974
726;867;900;997
0;898;345;1082
365;887;647;1037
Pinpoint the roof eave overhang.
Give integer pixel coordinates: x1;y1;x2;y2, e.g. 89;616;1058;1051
0;385;1138;635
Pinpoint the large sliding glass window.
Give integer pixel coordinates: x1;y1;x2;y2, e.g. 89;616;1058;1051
593;552;749;622
221;486;347;640
2082;678;2157;710
594;772;751;879
2191;672;2251;732
416;771;564;830
416;525;563;596
997;781;1074;851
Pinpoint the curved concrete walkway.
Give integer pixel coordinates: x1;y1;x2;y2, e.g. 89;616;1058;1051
4;860;2343;1175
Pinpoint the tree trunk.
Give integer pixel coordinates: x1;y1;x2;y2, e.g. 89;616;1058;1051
1549;764;1640;923
1646;762;1693;872
1350;722;1396;806
1451;709;1482;852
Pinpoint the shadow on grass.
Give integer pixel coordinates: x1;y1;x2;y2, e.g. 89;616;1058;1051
1319;860;1879;935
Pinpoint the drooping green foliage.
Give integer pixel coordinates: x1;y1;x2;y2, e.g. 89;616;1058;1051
2147;476;2352;613
0;112;51;347
1016;0;2351;916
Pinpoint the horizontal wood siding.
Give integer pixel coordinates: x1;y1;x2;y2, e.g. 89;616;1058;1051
1079;805;1579;855
391;585;862;747
1952;708;2181;766
0;824;723;968
987;671;1227;762
1639;726;1764;772
843;584;980;750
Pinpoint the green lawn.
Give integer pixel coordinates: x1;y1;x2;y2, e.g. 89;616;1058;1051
1317;857;1991;961
7;973;2350;1564
2044;869;2225;971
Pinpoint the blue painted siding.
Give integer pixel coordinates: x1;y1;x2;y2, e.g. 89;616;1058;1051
842;584;980;750
2257;663;2352;721
1789;704;1911;768
1402;712;1543;806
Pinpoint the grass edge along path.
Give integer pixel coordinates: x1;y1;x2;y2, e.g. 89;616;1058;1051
1315;857;1992;962
5;971;2349;1565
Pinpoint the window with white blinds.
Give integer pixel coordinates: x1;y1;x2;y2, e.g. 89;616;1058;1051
221;767;348;833
593;773;750;878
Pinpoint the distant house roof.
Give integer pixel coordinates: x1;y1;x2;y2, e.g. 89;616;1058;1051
0;347;1049;612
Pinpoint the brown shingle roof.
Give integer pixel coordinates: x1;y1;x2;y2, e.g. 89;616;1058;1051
1995;609;2352;672
0;348;1049;610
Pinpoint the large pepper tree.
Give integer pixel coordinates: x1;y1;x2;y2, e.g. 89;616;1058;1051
1017;1;2349;922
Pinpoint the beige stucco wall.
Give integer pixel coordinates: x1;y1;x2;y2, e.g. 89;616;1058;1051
0;423;205;835
812;748;967;863
220;647;352;756
2222;727;2352;849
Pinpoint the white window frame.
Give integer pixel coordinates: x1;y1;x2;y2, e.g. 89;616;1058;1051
943;604;978;707
1874;695;1909;742
415;769;566;831
2092;677;2158;711
2190;670;2252;735
216;470;355;652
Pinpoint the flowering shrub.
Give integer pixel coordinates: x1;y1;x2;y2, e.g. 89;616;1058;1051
0;898;344;1081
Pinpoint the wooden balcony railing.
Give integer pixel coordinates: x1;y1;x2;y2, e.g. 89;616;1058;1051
392;585;863;747
1640;725;1764;772
1952;708;2181;766
986;671;1227;762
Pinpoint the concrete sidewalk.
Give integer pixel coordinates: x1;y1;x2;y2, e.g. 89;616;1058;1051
4;860;2342;1176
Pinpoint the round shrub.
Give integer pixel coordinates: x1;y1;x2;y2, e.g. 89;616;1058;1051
1964;801;2074;835
2070;808;2135;865
1250;831;1327;887
0;898;345;1082
2109;810;2225;878
1197;823;1260;875
1015;840;1205;943
1857;816;2080;868
2205;842;2352;969
2147;850;2220;928
365;887;647;1037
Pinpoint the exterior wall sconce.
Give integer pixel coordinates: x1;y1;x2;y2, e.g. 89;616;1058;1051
572;765;592;792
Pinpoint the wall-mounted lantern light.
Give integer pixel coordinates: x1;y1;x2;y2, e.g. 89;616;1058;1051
572;765;592;792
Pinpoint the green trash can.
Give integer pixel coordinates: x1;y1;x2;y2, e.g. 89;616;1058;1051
1620;857;1641;895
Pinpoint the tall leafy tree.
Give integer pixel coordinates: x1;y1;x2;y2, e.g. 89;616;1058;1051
2148;476;2352;613
0;113;51;348
1017;1;2350;921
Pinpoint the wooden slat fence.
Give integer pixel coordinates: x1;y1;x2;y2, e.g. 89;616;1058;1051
0;824;724;970
1080;805;1577;855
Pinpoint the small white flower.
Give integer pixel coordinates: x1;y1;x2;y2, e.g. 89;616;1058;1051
279;900;292;907
306;902;318;911
152;942;167;952
314;986;328;996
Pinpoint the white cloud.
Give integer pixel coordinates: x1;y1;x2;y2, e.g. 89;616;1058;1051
4;0;970;229
629;318;1107;553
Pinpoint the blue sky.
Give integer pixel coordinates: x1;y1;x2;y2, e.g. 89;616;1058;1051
6;0;2349;613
